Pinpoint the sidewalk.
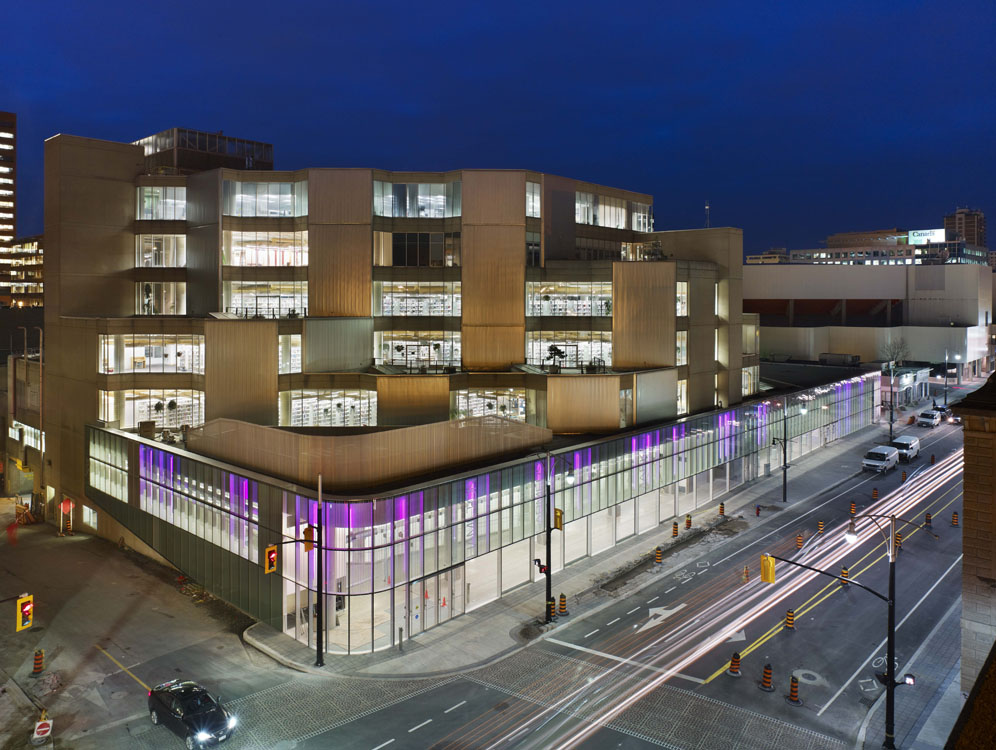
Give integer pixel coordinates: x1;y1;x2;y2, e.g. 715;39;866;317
245;415;898;678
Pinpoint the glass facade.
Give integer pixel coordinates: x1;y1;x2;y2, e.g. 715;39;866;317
527;331;612;368
375;331;461;368
224;280;307;318
222;180;308;217
98;389;205;429
373;281;461;316
99;334;205;374
373;181;461;218
278;334;301;374
85;371;879;656
279;389;378;426
742;365;760;397
373;231;462;268
137;186;186;221
451;388;528;422
676;330;688;366
137;282;186;315
676;281;689;317
575;192;628;229
526;181;541;218
223;231;308;267
136;235;186;267
526;282;612;317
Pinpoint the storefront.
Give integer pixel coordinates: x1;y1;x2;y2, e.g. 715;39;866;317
84;372;880;655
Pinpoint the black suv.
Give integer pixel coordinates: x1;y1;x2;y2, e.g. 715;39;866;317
148;680;236;749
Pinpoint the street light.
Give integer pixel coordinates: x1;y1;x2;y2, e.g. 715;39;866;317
886;360;895;442
845;512;938;749
772;397;806;503
539;451;575;623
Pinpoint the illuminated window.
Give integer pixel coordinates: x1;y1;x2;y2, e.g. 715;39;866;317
222;230;308;266
136;186;186;220
676;331;688;366
279;389;377;426
373;281;461;316
136;235;186;267
676;281;688;316
98;389;204;429
677;379;688;415
136;282;186;315
99;334;204;374
526;182;541;218
372;181;460;218
222;180;307;217
278;335;301;374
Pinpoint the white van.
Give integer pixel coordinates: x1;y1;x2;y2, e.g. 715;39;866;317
862;445;899;473
890;436;920;462
917;411;942;428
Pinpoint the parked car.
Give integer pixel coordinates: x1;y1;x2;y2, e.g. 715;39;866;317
148;680;236;748
862;445;899;473
917;411;942;428
890;436;920;462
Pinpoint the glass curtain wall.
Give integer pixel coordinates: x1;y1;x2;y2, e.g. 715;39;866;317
526;331;612;368
526;282;612;317
137;187;186;220
136;283;186;315
136;235;186;267
224;281;307;318
373;181;461;218
222;181;308;217
278;389;378;426
373;281;461;316
278;335;302;374
99;334;205;374
375;331;461;368
451;389;527;421
98;389;205;429
222;231;308;266
86;372;878;657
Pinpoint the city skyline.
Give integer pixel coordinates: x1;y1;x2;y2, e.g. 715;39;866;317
2;0;993;252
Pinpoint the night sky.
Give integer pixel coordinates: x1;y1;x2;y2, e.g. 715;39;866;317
3;0;994;253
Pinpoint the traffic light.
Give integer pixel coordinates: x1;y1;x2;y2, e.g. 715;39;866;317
553;508;563;531
760;554;776;584
16;594;33;631
302;526;315;553
264;544;278;574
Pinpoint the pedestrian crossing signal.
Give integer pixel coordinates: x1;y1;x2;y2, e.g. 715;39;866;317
264;544;278;574
16;594;33;631
760;554;776;584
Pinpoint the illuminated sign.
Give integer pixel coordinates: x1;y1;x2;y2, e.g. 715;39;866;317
909;229;945;245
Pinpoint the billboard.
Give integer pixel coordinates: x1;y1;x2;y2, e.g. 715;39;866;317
909;229;945;245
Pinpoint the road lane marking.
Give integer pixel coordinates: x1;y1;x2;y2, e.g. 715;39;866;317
646;596;659;604
443;701;466;714
585;629;600;638
817;554;962;717
408;720;432;733
607;618;620;626
547;637;704;684
638;604;687;633
94;645;150;691
680;577;692;584
372;741;395;750
626;607;639;615
665;587;676;593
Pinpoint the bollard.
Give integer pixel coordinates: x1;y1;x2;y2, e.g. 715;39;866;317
727;651;742;677
786;675;803;706
655;546;663;565
925;512;932;528
685;514;692;530
398;627;404;652
795;533;803;550
785;609;795;630
952;511;959;527
558;592;569;617
672;521;679;538
930;453;936;466
547;598;558;621
901;470;907;483
872;487;879;500
30;649;44;677
894;532;903;551
818;520;824;535
742;565;750;584
840;566;849;587
850;500;857;515
719;503;725;518
758;663;775;692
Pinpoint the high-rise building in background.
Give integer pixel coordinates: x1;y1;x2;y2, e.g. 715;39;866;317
945;207;986;249
0;112;15;246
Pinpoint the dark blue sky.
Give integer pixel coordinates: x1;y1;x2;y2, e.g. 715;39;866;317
3;0;993;252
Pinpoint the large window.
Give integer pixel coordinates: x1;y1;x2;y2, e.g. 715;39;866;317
632;202;651;232
526;331;612;368
137;282;186;315
527;232;541;267
676;331;688;366
742;365;759;397
223;230;308;267
373;181;461;218
279;389;377;426
676;281;689;317
279;334;301;374
526;182;541;218
677;379;688;415
452;388;527;422
99;334;204;374
224;280;307;318
373;281;461;316
136;235;186;267
373;231;461;267
575;192;628;229
222;180;308;217
137;186;186;220
375;331;461;368
98;389;205;429
526;282;612;317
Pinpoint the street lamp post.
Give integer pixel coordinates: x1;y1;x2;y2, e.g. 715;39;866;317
845;513;937;749
772;397;806;503
887;360;895;442
540;452;574;623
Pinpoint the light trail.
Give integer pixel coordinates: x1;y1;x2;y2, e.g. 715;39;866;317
482;449;963;750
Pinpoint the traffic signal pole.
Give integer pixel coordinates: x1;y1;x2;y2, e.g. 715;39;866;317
316;474;324;667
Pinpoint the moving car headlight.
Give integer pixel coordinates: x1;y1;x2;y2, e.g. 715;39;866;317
228;716;237;729
196;731;211;741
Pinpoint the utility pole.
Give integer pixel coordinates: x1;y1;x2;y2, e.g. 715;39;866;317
888;360;895;442
315;474;324;667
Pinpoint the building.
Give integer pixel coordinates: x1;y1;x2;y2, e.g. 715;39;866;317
945;207;986;249
745;248;790;265
0;112;14;246
826;228;906;248
743;263;994;378
133;127;274;174
0;235;43;307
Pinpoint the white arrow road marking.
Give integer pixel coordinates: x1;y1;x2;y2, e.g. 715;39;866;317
726;629;746;643
638;603;687;633
547;637;704;684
